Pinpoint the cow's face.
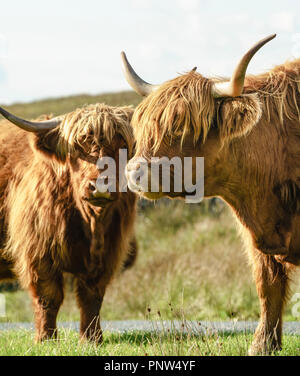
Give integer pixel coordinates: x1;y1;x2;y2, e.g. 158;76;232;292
126;74;262;200
0;104;134;208
70;133;128;207
121;35;275;200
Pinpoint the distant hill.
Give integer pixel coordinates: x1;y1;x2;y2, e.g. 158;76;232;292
1;91;142;119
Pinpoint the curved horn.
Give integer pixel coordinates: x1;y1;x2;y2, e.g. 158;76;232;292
121;51;160;97
213;34;277;98
0;106;62;132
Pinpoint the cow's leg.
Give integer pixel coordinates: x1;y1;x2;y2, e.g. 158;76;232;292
76;246;124;344
75;278;104;344
248;248;290;355
29;273;64;342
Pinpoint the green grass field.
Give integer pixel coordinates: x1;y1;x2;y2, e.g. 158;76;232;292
0;329;299;356
1;92;300;356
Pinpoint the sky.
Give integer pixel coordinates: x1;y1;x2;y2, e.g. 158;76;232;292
0;0;299;104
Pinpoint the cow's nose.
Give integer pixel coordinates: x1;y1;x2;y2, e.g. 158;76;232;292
126;159;149;193
126;161;145;184
88;179;112;197
88;180;97;194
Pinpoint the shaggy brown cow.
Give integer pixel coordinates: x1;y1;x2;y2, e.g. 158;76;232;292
122;34;300;355
0;103;137;343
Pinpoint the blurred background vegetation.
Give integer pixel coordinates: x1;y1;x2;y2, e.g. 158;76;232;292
0;92;299;324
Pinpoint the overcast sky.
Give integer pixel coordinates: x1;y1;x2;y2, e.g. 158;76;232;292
0;0;299;104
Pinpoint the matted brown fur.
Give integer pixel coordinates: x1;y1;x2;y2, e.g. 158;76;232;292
129;59;300;355
0;103;137;343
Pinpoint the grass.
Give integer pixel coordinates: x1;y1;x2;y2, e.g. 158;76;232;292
0;329;299;356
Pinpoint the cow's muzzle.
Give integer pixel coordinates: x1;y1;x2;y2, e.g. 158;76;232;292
85;180;115;207
126;158;165;200
126;158;148;193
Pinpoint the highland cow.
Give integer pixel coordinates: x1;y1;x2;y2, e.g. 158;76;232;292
0;103;137;343
122;34;300;355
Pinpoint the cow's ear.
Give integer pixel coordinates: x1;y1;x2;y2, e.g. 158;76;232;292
30;129;66;162
217;94;262;144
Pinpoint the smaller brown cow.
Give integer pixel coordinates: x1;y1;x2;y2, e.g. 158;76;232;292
0;103;137;343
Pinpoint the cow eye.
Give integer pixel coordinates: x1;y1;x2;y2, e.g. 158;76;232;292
98;135;105;144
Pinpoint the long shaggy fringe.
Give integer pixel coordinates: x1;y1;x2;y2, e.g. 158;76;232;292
56;103;135;158
132;72;215;153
